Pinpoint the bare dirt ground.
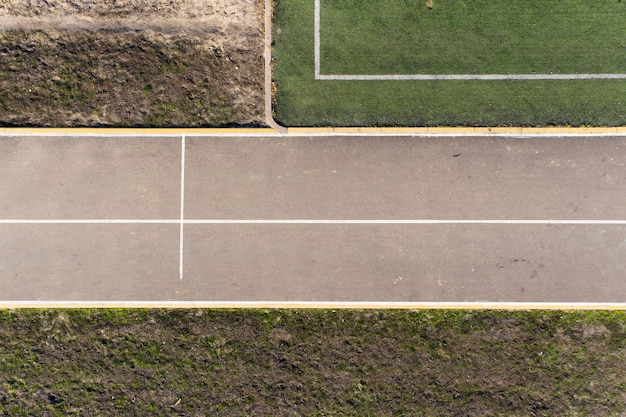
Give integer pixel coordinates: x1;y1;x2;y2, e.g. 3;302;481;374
0;0;265;127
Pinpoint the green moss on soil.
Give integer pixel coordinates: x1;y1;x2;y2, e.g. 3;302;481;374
0;30;264;127
1;309;625;416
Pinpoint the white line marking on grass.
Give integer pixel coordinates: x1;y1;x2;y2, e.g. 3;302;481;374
179;135;186;280
317;73;626;81
313;0;626;81
314;0;321;78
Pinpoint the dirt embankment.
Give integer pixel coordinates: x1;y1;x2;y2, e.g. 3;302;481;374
0;0;265;127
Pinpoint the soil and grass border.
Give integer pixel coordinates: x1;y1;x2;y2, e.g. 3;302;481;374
1;308;626;416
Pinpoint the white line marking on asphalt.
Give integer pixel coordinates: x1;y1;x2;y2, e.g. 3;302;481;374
181;220;626;225
0;219;181;224
313;0;626;81
1;132;625;137
179;135;186;280
2;219;626;225
1;301;625;310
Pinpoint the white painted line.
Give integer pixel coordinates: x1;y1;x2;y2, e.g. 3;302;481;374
2;219;626;225
182;219;626;225
0;219;181;224
313;0;626;81
1;131;625;138
317;74;626;81
0;300;625;310
179;135;186;280
314;0;321;79
298;132;626;137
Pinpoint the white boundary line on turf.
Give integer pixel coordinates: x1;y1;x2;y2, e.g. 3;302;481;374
2;219;626;225
1;300;626;310
314;0;321;78
317;74;626;81
313;0;626;81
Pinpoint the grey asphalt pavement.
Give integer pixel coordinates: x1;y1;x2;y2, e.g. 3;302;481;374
1;134;625;304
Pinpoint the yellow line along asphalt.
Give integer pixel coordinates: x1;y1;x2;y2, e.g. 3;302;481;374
1;126;626;136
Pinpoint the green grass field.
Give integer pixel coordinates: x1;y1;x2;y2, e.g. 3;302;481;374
272;0;626;126
321;0;625;75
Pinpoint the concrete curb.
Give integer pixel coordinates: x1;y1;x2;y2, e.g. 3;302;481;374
264;0;288;133
1;126;625;136
288;126;626;135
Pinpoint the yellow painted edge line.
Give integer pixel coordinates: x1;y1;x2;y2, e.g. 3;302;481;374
477;127;525;134
1;301;625;310
379;127;430;134
568;127;621;134
1;126;625;135
519;127;621;134
519;127;571;134
333;127;382;134
285;127;626;135
287;127;335;134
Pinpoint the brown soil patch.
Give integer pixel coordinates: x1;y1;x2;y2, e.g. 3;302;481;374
0;0;265;127
1;309;625;416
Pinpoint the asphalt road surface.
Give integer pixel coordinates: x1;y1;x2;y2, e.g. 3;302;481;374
1;133;626;305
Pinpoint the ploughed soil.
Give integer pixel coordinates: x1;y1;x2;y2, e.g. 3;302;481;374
1;309;626;416
0;0;265;127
